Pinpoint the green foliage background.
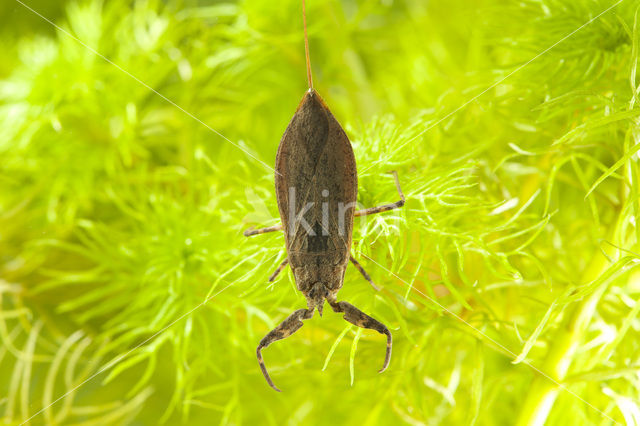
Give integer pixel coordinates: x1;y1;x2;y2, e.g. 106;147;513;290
1;0;640;424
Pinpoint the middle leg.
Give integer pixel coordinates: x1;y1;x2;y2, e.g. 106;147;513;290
269;258;289;282
349;256;380;291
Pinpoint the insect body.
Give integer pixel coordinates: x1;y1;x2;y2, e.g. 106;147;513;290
276;89;358;319
243;0;405;392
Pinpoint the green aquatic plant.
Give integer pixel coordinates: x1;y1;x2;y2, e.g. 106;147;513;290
1;0;640;424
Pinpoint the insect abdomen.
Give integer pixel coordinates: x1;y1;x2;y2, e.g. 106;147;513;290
274;89;357;269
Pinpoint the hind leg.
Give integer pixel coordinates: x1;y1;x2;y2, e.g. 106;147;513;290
243;223;283;237
354;171;405;217
257;308;314;391
328;299;392;372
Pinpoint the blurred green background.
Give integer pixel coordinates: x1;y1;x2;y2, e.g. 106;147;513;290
1;0;640;424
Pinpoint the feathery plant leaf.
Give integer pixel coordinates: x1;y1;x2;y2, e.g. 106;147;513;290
2;0;640;424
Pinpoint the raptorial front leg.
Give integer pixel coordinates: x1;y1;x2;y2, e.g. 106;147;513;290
328;299;392;372
269;258;289;282
355;171;405;217
243;223;283;237
349;256;380;291
257;308;314;392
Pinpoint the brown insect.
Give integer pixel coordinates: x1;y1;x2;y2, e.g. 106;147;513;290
244;0;405;392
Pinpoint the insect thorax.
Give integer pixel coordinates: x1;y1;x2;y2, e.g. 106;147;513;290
288;251;348;294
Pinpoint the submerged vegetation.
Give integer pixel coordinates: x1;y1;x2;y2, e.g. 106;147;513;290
1;0;640;424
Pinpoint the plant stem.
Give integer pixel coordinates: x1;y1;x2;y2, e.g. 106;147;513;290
516;224;621;425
